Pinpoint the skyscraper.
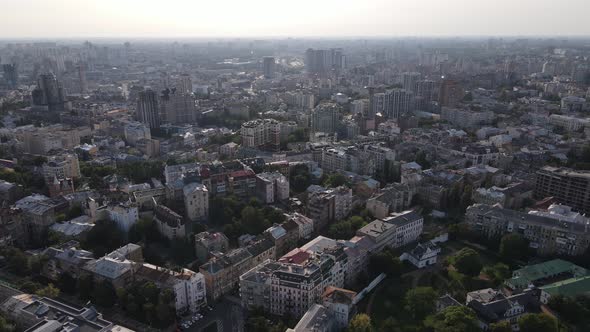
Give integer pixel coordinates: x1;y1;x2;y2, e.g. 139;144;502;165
439;79;464;108
305;48;345;75
160;88;196;124
414;80;435;111
402;72;421;93
2;64;18;88
77;64;88;94
179;73;193;94
311;103;340;134
263;56;276;79
137;89;161;129
32;73;67;112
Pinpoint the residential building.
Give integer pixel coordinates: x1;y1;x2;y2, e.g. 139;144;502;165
256;172;289;204
311;103;340;134
106;203;138;233
441;107;494;129
136;89;160;129
42;154;81;183
466;204;590;256
183;182;209;222
0;290;133;332
366;183;415;219
194;232;230;262
241;119;280;151
400;241;441;269
153;202;186;239
357;210;423;252
535;166;590;215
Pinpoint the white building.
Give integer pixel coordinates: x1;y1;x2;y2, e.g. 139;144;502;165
549;114;589;132
256;172;289;204
286;212;314;240
183;182;209;222
240;119;280;150
401;241;441;268
172;269;207;314
106;203;139;233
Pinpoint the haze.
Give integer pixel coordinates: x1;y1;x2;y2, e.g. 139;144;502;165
2;0;590;38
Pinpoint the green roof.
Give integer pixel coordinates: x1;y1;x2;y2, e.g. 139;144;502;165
541;276;590;298
506;259;588;289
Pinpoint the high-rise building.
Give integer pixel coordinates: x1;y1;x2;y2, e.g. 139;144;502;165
136;89;161;129
32;73;67;111
402;72;421;93
179;73;193;94
305;48;345;75
371;89;412;119
439;79;464;108
160;88;196;124
535;166;590;215
414;80;435;111
311;103;340;134
263;56;276;79
2;64;18;88
77;64;88;94
241;119;281;151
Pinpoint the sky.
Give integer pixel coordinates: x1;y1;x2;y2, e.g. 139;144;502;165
1;0;590;38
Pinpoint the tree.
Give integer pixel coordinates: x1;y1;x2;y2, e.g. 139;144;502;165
518;313;558;332
489;321;512;332
425;305;479;332
35;284;60;298
451;248;483;277
404;287;438;320
4;247;30;276
77;274;94;300
499;234;529;261
58;272;77;294
379;317;402;332
0;315;15;332
348;314;372;332
83;219;125;257
368;251;402;278
289;164;311;193
323;173;349;188
93;280;117;308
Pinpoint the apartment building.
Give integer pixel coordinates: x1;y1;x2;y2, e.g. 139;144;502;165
535;166;590;215
240;118;280;151
466;203;590;256
357;210;424;252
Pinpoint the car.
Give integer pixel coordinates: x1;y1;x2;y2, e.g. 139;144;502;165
207;306;213;311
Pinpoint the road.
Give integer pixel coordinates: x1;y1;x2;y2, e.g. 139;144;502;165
184;297;244;332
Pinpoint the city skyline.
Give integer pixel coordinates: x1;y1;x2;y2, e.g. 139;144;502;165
1;0;590;38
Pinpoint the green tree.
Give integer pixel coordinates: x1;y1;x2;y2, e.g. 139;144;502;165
404;287;438;320
348;313;372;332
451;248;483;277
368;251;402;278
4;247;30;276
58;272;77;294
35;284;60;298
489;321;512;332
0;315;15;332
518;313;558;332
379;317;402;332
499;233;529;261
77;274;94;300
425;305;479;332
83;219;125;257
93;280;117;308
289;164;312;193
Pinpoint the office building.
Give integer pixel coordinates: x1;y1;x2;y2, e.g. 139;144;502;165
311;103;340;134
439;79;464;107
136;89;161;129
263;56;276;79
2;64;18;88
32;73;67;112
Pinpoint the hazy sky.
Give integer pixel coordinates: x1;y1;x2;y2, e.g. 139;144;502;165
1;0;590;38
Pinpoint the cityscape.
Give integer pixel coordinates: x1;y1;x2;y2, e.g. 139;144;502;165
1;1;590;332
